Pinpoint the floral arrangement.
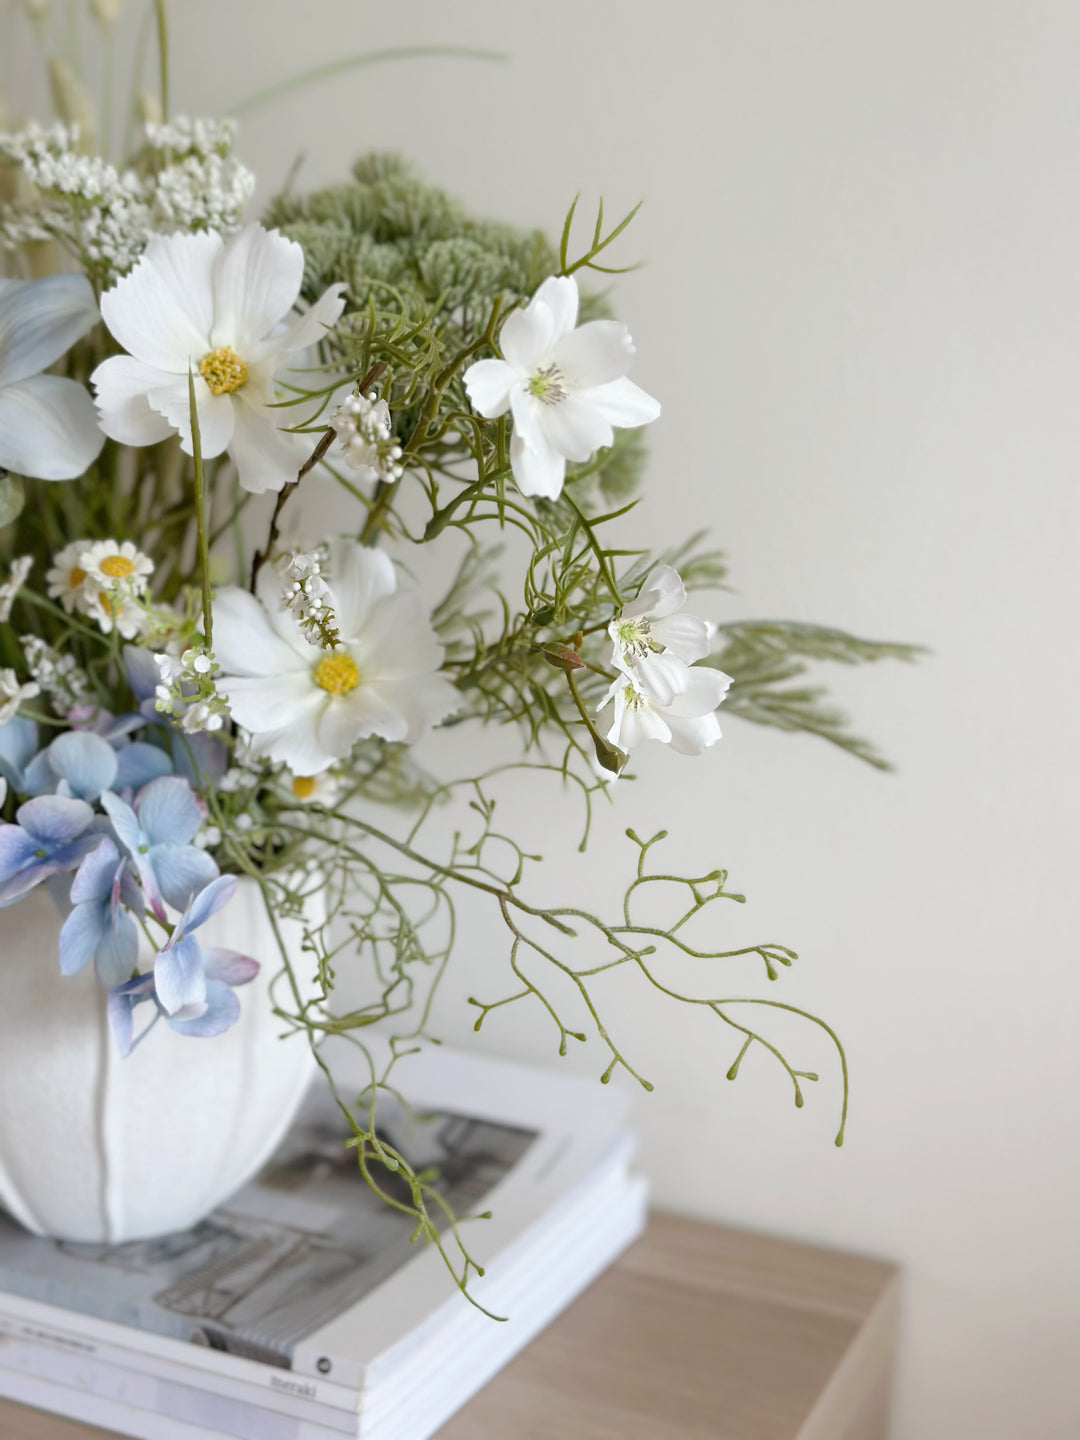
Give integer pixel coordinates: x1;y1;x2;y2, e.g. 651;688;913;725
0;4;916;1286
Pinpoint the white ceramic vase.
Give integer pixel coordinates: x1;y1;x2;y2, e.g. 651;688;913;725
0;875;319;1243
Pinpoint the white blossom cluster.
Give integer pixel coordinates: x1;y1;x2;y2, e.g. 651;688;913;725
331;393;404;484
20;634;92;716
45;538;153;640
0;117;253;281
153;645;227;734
276;547;340;648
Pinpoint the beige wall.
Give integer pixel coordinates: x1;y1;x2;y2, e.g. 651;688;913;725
8;3;1080;1436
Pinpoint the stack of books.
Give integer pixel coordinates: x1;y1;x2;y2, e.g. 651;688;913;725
0;1042;646;1439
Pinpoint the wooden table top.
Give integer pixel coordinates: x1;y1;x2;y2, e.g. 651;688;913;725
0;1213;899;1440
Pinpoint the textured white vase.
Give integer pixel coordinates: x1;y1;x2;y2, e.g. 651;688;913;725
0;875;319;1243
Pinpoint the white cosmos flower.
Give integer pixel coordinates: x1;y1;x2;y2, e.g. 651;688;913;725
91;224;346;495
463;275;659;500
609;563;713;706
0;275;104;481
213;539;459;775
601;666;732;757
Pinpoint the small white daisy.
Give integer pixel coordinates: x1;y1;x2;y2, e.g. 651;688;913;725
81;540;154;596
46;540;97;615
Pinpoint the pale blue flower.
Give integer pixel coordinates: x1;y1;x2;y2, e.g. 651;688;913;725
107;942;257;1057
59;836;142;987
100;775;217;921
0;716;38;793
31;730;118;801
153;872;238;1013
0;795;102;906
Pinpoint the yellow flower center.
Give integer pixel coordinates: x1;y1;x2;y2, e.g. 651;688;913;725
100;555;134;578
99;593;116;616
292;775;316;799
314;653;360;695
199;345;248;396
69;566;87;588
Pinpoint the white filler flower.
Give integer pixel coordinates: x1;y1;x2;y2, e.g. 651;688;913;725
0;275;104;480
609;563;713;705
601;668;732;758
213;539;459;774
463;275;659;500
92;224;345;494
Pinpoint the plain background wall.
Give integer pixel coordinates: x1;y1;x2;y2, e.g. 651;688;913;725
6;3;1080;1436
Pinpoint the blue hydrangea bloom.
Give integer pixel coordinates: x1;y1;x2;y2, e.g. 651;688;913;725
59;836;143;987
0;795;103;906
100;776;217;921
152;872;237;1013
27;730;118;801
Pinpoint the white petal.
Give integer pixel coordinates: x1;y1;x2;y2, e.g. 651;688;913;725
509;428;565;500
531;276;579;338
665;711;723;755
317;688;406;749
500;302;555;374
0;275;99;386
212;586;311;676
100;230;219;370
614;697;671;750
147;374;234;457
552;320;635;390
92;355;175;447
535;396;613;463
463;357;514;418
0;376;105;480
252;284;347;363
246;713;336;776
228;396;308;494
326;539;397;639
582;375;661;429
372;674;460;741
218;672;319;733
351;584;444;678
210;225;304;353
664;667;732;718
624;563;686;621
509;387;546;453
630;650;693;707
651;612;712;663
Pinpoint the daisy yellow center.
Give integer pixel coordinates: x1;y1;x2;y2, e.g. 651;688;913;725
314;653;360;695
199;345;248;396
527;363;567;406
69;566;87;588
292;775;316;799
100;555;134;579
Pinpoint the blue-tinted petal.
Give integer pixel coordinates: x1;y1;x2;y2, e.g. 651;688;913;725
176;872;236;936
151;843;218;913
116;862;144;918
58;900;106;976
0;823;37;882
165;978;239;1039
69;836;120;905
154;933;207;1014
134;775;203;847
122;646;161;703
114;741;173;791
106;973;155;1058
94;907;138;988
22;750;58;796
201;947;259;987
0;716;38;787
47;731;118;801
99;789;145;855
170;731;227;786
15;795;94;846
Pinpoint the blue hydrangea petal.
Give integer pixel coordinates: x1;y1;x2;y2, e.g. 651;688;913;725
134;776;203;847
58;901;106;976
94;906;139;988
177;872;236;936
99;788;144;853
69;836;120;906
0;716;37;788
170;731;227;786
22;750;58;796
114;742;172;791
16;795;95;846
152;844;218;913
47;731;118;802
106;973;155;1058
201;947;259;987
122;646;161;703
165;979;240;1039
154;932;207;1015
0;823;37;881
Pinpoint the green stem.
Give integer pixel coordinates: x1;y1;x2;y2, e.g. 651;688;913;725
187;368;212;649
154;0;169;123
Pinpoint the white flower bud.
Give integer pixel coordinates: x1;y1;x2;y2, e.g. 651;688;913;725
90;0;122;23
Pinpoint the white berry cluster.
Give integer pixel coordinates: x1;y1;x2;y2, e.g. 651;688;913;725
153;645;227;734
276;548;340;649
20;635;92;717
331;393;404;484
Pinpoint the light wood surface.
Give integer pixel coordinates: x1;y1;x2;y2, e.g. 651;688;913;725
0;1212;899;1440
